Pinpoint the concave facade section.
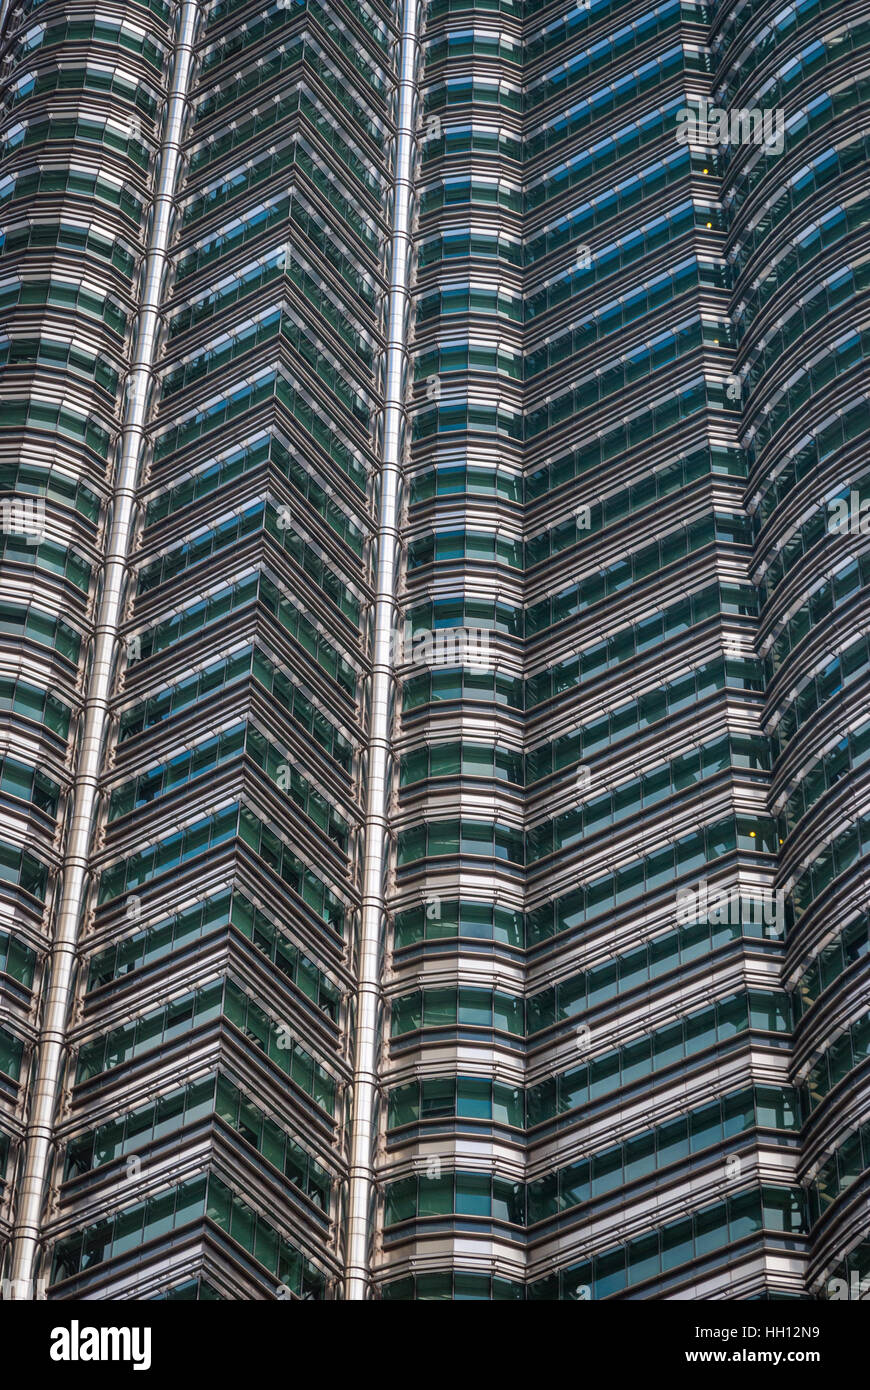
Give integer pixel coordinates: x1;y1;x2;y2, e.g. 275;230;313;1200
720;0;870;1300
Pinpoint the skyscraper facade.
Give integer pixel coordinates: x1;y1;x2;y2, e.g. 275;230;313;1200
0;0;866;1302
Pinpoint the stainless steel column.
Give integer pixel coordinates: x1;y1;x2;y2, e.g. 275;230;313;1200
344;0;419;1302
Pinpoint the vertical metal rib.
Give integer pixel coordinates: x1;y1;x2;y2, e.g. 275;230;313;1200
8;0;200;1297
344;0;419;1302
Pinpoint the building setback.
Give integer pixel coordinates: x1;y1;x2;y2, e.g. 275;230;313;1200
0;0;867;1300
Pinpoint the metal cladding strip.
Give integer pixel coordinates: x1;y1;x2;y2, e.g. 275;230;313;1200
0;1;14;45
344;0;420;1302
8;0;201;1298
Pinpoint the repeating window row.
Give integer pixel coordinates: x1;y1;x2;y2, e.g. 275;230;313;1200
802;1012;870;1113
137;501;361;625
527;991;790;1125
0;166;143;225
144;435;365;556
175;189;375;307
526;1186;805;1299
0;218;136;279
793;908;870;1017
0;752;60;819
88;887;341;1021
782;720;870;839
16;15;165;69
527;656;763;784
98;802;347;933
50;1174;328;1296
766;553;870;679
753;393;867;526
118;645;353;773
65;1072;332;1213
529;734;768;864
791;814;870;921
525;376;731;501
807;1120;870;1225
0;335;118;394
135;572;357;695
107;721;349;849
153;369;369;493
0;600;80;664
0;1023;23;1081
169;245;373;370
0;277;126;337
75;976;337;1113
526;581;757;703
